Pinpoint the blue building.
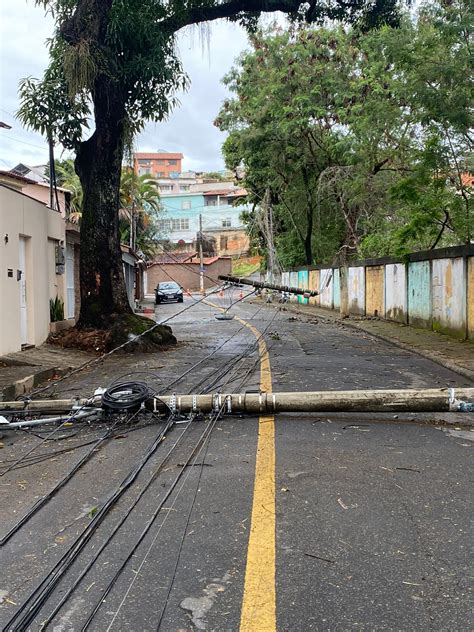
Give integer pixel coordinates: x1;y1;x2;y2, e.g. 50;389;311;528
157;186;250;256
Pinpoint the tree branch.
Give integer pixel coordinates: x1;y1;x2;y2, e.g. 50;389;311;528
159;0;304;34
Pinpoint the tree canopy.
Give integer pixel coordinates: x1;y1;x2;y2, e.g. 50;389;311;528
16;0;405;331
216;0;473;268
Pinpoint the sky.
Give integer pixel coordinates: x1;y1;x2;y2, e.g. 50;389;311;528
0;1;252;173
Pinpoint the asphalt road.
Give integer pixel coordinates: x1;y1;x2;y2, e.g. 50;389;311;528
0;295;472;631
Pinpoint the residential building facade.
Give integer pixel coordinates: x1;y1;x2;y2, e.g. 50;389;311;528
0;180;69;355
157;187;250;257
133;152;184;178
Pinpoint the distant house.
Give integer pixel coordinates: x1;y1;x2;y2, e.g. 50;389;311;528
5;166;71;216
133;151;184;178
10;162;48;183
157;184;250;257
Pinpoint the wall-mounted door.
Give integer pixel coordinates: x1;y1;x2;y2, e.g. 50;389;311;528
19;236;28;345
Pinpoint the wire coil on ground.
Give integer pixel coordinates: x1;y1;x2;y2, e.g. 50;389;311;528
101;381;150;413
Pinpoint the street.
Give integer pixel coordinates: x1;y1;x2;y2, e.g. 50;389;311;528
0;295;473;631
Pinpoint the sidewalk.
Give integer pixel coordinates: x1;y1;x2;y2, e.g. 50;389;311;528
0;346;93;400
268;299;474;382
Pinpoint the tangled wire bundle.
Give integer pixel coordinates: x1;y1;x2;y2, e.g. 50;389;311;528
101;382;151;413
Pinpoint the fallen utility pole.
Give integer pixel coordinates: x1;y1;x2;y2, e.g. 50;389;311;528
148;388;474;414
2;388;473;418
218;274;318;297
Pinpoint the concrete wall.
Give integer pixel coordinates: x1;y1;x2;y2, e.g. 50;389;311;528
385;263;407;323
289;271;299;302
22;183;68;217
297;270;309;304
0;185;66;355
308;269;320;306
468;257;474;341
319;269;333;309
348;266;365;315
147;257;232;292
333;269;341;310
408;260;431;329
285;245;473;341
432;257;466;338
365;265;384;317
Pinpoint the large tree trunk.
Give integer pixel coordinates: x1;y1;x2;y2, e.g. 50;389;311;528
75;80;132;329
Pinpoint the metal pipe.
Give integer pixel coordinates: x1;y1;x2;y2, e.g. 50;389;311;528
218;274;318;297
0;409;101;429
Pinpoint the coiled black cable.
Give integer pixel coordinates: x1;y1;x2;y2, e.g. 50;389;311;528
101;381;150;413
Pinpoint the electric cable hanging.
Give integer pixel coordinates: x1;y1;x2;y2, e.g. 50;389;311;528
0;419;122;546
92;403;226;632
4;412;174;632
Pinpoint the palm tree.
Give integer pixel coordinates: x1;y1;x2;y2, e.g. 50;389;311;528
55;159;83;223
54;162;161;256
119;169;161;257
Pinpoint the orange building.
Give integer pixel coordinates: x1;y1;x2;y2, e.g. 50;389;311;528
133;152;183;178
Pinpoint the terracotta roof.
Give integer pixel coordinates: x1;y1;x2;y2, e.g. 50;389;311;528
151;252;197;265
148;254;230;266
134;152;183;160
227;188;247;197
202;189;236;196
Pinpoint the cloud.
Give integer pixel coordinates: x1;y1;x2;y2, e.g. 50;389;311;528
0;1;249;171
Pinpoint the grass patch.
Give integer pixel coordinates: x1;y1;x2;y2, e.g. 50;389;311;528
232;257;261;277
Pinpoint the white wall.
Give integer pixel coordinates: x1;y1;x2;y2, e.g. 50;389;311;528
0;186;66;354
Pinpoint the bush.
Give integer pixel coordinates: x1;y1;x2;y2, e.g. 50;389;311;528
50;296;65;322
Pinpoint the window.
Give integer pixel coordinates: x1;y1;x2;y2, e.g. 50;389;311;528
220;236;228;250
137;159;150;165
160;185;173;192
222;218;232;228
156;159;165;165
158;219;171;231
179;185;190;192
168;159;178;165
171;218;190;231
181;201;191;209
139;167;152;175
156;171;165;177
206;198;217;206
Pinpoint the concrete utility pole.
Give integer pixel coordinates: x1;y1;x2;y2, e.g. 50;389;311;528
2;388;473;416
48;135;55;210
198;213;205;295
218;274;319;297
147;388;474;414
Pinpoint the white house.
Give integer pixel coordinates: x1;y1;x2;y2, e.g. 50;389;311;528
0;177;71;355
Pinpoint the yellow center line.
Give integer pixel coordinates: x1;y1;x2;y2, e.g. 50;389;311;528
204;300;276;631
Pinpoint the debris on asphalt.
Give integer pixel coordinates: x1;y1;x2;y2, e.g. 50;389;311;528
304;553;335;564
396;467;421;473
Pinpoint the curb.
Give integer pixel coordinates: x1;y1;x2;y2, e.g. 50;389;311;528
256;300;474;384
0;367;61;401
